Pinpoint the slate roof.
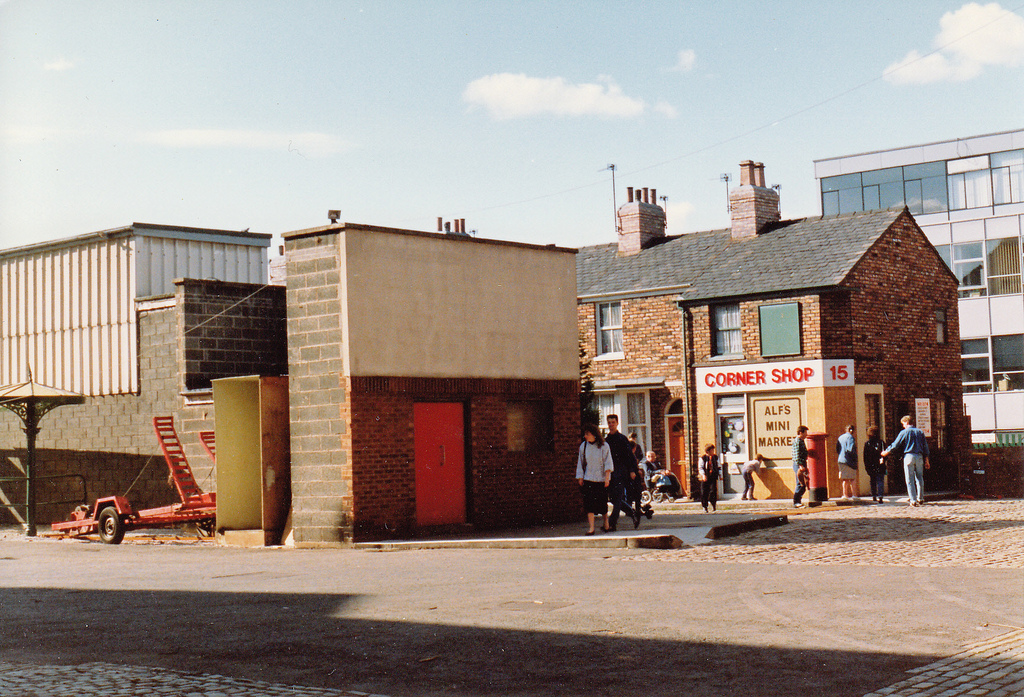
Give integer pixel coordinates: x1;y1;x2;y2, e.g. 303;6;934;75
577;208;906;303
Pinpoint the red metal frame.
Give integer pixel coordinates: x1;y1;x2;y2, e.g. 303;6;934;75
51;416;216;541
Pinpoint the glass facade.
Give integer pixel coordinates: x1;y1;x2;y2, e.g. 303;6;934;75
821;149;1024;216
817;130;1024;439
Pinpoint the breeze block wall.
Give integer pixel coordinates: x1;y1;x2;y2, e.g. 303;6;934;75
0;281;286;527
284;233;350;546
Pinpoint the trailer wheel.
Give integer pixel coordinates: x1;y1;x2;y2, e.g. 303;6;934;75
97;506;125;544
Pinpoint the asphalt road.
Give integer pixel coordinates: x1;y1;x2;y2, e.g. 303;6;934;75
2;506;1022;697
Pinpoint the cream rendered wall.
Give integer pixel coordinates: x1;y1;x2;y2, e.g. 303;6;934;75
340;227;577;380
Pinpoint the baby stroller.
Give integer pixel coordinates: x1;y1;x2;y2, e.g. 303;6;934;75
646;470;683;503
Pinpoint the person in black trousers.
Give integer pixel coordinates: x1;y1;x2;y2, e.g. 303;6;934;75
605;414;639;531
697;443;721;513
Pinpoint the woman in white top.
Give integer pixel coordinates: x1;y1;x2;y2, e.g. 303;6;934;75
576;423;613;535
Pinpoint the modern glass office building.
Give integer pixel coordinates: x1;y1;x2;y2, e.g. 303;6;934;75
815;128;1024;444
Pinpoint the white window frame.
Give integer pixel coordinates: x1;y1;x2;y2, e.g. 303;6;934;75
712;304;742;357
596;301;624;358
596;390;651;449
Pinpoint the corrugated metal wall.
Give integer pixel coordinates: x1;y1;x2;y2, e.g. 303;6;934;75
1;230;270;396
134;236;266;298
0;236;136;395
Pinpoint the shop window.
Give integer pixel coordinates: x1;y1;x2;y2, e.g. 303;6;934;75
953;242;986;298
935;309;947;344
712;304;742;357
986;238;1021;296
596;301;623;356
992;334;1024;392
961;338;991;393
506;400;553;452
759;303;801;357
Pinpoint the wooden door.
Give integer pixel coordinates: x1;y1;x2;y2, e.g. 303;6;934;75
414;402;466;526
667;415;687;481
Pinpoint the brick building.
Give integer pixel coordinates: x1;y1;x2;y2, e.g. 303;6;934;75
578;162;969;500
282;222;579;545
0;224;283;525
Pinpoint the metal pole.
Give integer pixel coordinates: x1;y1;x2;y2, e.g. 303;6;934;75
25;401;38;537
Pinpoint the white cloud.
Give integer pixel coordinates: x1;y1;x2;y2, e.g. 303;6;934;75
665;201;696;232
0;125;67;144
884;2;1024;84
463;73;646;119
43;56;75;71
653;100;679;118
669;49;696;72
140;129;351;157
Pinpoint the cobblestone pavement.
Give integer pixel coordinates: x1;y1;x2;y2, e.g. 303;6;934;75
631;499;1024;568
0;661;394;697
865;628;1024;697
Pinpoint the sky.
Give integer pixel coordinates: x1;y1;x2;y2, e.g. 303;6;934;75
1;1;1023;254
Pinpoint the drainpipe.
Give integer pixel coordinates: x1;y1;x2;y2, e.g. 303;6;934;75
677;299;696;499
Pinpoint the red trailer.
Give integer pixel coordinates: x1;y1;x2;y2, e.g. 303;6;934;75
51;416;216;544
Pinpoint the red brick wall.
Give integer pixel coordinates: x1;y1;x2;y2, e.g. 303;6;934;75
347;376;580;541
837;211;967;489
579;296;683;382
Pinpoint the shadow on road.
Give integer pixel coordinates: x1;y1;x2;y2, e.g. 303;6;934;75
1;587;935;697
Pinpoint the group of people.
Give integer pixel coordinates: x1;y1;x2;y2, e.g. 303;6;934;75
580;414;932;531
575;415;673;535
791;416;931;507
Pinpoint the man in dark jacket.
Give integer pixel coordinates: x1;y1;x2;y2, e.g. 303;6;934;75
605;414;639;530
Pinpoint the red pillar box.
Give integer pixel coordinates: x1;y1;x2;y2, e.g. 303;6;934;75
806;432;829;506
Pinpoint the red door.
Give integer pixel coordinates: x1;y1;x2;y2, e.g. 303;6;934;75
667;415;687;481
414;402;466;526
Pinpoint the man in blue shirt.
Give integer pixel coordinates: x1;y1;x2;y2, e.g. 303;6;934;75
882;415;930;507
836;425;859;501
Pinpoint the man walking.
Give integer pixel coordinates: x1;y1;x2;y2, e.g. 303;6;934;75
605;414;639;530
792;425;809;508
882;416;930;506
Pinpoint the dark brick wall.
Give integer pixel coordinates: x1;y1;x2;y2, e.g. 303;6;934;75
284;233;349;546
963;447;1024;498
348;376;580;542
0;281;286;527
180;279;287;390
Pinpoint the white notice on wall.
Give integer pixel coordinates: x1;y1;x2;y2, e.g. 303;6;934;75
915;398;932;438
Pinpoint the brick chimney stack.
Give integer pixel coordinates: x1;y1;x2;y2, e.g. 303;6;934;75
617;185;667;255
729;160;780;239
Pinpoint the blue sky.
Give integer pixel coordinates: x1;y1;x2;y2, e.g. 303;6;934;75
1;1;1022;252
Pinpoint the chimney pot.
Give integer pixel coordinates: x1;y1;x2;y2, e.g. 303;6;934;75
627;186;634;203
642;187;649;204
444;222;451;232
437;217;443;232
754;162;766;187
460;218;466;234
651;188;657;206
738;161;755;186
